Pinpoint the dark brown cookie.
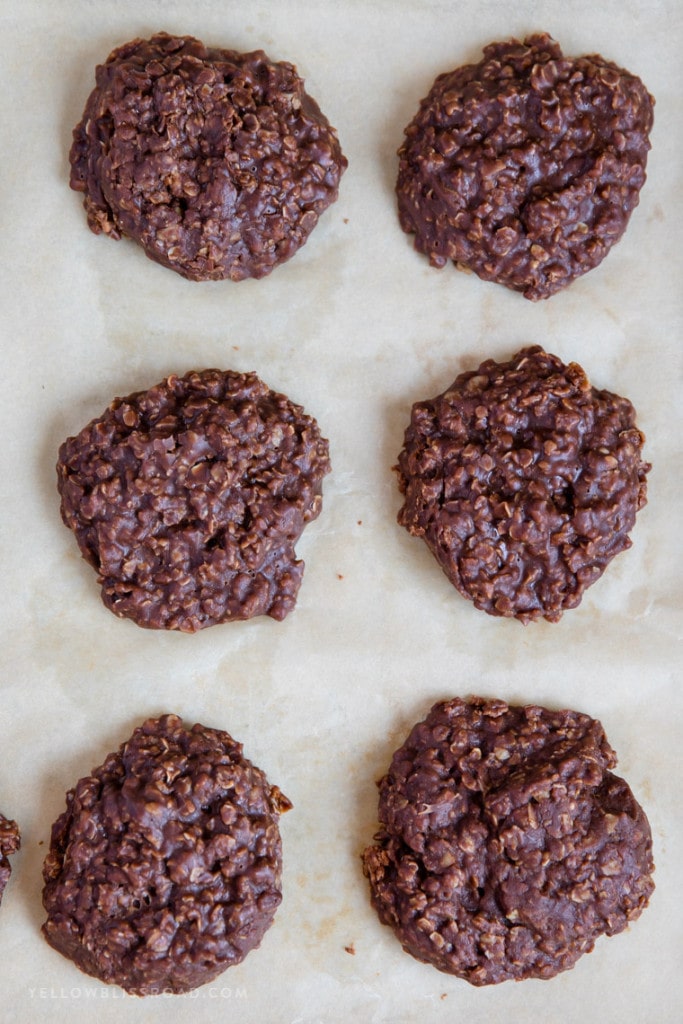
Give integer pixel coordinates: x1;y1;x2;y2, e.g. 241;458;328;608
396;346;649;622
70;32;346;281
0;813;20;906
362;697;654;985
42;715;291;996
57;369;331;631
396;33;654;299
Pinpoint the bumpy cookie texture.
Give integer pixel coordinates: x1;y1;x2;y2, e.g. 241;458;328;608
42;715;291;996
57;369;331;631
396;33;654;299
362;697;654;985
396;346;649;622
0;813;20;906
70;32;347;281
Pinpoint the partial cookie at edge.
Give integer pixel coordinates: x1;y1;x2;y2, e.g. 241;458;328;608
0;813;20;906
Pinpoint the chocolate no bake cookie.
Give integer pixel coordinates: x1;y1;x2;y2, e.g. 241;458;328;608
363;697;654;984
42;715;291;996
0;813;20;907
57;369;331;631
396;346;649;622
396;33;654;299
70;32;346;280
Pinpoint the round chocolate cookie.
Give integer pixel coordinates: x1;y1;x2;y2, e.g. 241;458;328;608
396;33;654;300
42;715;291;996
396;346;649;622
57;369;331;631
0;813;20;907
70;32;346;281
362;697;654;985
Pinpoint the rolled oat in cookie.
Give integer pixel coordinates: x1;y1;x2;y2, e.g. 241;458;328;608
70;32;347;281
362;697;654;985
57;369;331;631
0;813;20;906
42;715;291;996
396;346;649;622
396;33;654;299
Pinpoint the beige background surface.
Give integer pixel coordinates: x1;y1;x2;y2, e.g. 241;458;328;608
1;1;681;1021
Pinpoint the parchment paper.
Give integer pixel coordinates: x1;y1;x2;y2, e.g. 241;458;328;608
1;2;681;1022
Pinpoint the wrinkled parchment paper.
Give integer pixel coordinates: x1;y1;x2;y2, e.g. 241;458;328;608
1;2;681;1022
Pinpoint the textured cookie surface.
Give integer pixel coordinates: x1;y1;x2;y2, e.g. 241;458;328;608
0;813;20;906
362;697;654;985
70;32;346;280
396;346;649;622
396;33;654;299
57;369;331;631
42;715;291;996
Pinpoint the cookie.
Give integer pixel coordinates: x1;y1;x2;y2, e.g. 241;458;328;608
396;33;654;299
57;369;331;631
70;32;346;281
396;346;649;622
362;697;654;985
0;813;20;906
42;715;291;996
